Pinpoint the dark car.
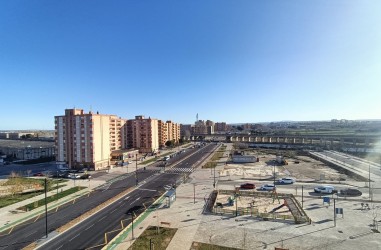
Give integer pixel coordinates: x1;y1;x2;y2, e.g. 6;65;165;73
339;188;362;197
33;172;44;176
240;183;255;189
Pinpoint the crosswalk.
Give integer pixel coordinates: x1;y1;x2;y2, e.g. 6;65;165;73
146;167;195;174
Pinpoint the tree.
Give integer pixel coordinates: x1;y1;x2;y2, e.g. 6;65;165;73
165;140;173;147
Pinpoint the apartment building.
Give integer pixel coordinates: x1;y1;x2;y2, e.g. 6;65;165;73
214;122;227;132
166;120;180;143
126;116;159;153
158;120;168;148
55;109;122;170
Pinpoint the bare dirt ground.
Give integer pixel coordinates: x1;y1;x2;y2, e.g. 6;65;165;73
215;193;291;215
220;149;355;181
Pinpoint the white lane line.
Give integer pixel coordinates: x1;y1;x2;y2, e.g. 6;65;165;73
69;234;79;242
138;188;157;192
56;245;64;250
124;196;130;200
111;208;117;213
85;224;94;231
24;231;34;238
98;215;107;222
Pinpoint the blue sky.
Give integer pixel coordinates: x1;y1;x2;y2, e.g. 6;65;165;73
0;0;380;129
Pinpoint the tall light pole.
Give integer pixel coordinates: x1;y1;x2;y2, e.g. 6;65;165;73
44;178;48;238
213;165;216;188
273;161;276;186
130;213;135;239
135;154;138;186
369;164;372;201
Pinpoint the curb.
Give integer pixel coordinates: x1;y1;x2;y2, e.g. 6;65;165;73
103;193;167;250
0;188;89;233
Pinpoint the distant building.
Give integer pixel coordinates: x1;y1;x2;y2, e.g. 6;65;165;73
158;120;168;148
214;122;227;132
166;120;180;143
55;109;124;170
126;116;159;153
55;108;180;169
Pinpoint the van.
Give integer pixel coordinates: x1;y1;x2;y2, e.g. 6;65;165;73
314;185;336;194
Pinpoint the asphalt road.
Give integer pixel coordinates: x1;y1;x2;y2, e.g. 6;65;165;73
37;143;217;250
0;143;217;250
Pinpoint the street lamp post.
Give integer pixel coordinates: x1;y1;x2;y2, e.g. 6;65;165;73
369;164;372;201
273;161;276;186
135;154;138;185
44;178;48;238
213;165;216;188
130;213;135;239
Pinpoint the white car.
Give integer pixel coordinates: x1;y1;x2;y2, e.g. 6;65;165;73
278;177;295;184
314;185;336;194
259;184;276;191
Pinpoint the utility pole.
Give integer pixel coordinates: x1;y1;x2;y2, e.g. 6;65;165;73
44;178;48;238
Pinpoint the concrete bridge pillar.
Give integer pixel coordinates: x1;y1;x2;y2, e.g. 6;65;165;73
269;137;272;143
301;138;305;144
276;137;280;143
292;138;296;143
261;137;265;143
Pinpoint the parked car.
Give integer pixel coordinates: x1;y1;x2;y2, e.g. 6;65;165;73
339;188;362;197
33;172;44;176
278;177;295;184
80;174;91;179
259;184;276;191
68;173;81;179
314;185;337;194
240;183;255;189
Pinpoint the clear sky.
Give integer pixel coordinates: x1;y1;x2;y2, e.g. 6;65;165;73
0;0;380;130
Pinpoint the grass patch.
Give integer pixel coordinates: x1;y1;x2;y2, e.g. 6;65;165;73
191;242;240;250
202;162;217;169
138;158;158;165
18;186;86;211
129;226;177;250
0;178;68;208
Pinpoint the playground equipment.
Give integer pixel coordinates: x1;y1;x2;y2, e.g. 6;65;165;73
270;199;291;213
271;188;281;204
228;195;235;206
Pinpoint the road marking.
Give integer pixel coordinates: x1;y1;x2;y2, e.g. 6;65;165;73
139;188;157;192
85;224;94;231
56;245;64;250
124;196;130;200
69;234;79;242
98;216;107;222
111;208;117;214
